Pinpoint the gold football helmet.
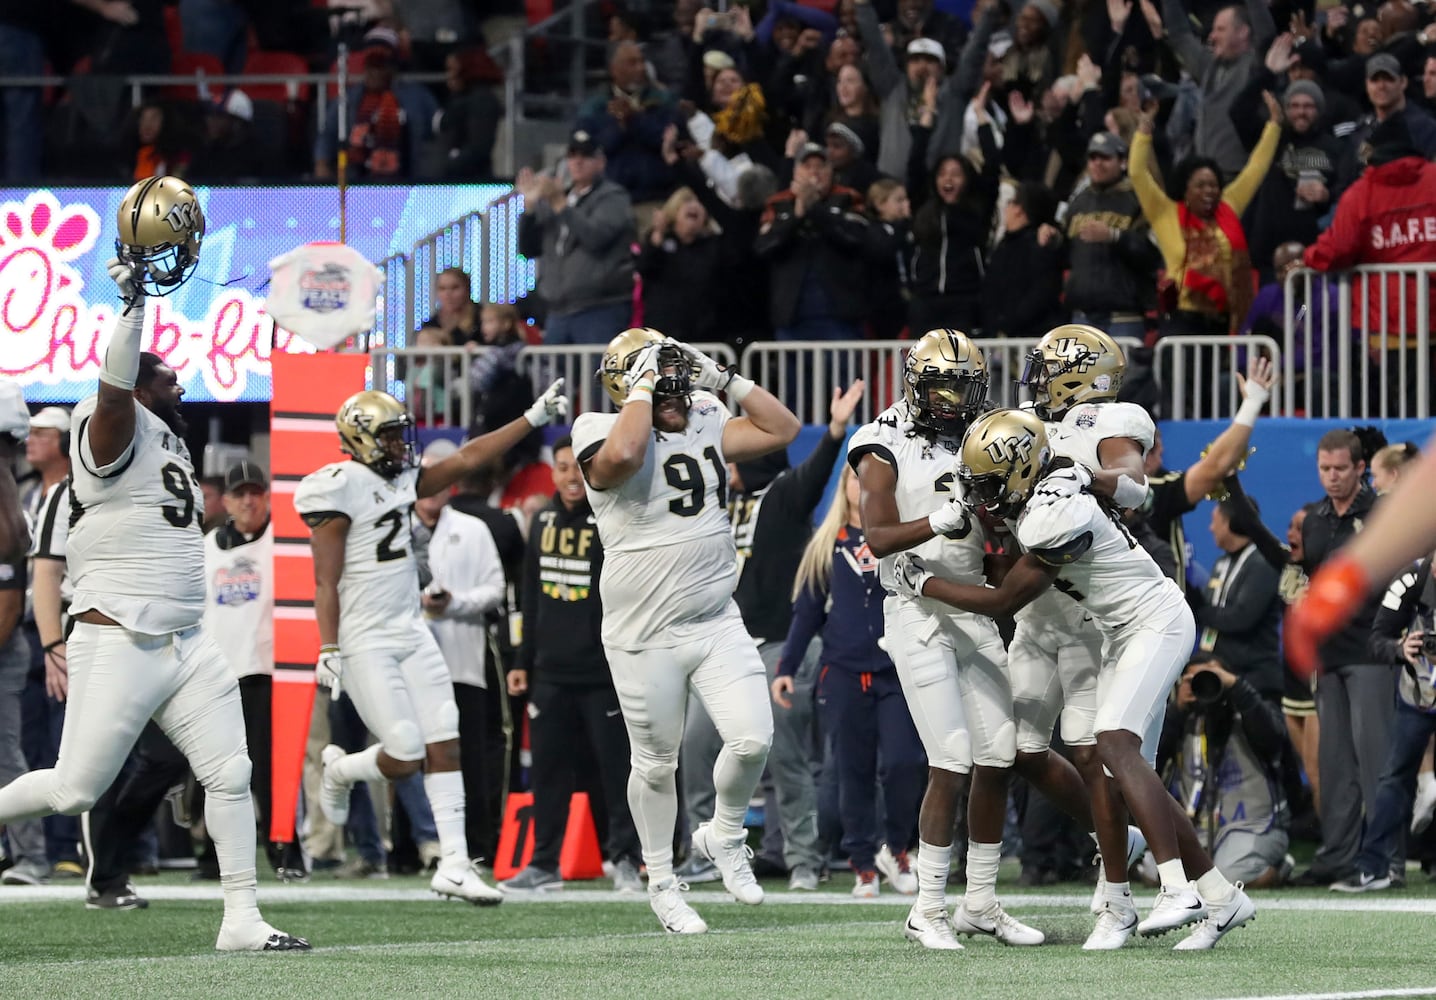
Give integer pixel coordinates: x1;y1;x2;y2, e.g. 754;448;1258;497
902;329;989;438
957;408;1051;518
597;327;692;407
115;175;205;297
336;390;414;478
1019;324;1125;419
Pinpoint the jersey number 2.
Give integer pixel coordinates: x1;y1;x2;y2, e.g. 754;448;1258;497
932;472;973;541
664;447;726;517
375;509;408;562
160;463;197;529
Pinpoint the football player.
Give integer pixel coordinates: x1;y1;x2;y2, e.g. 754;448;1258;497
848;329;1046;950
295;378;567;905
571;329;799;934
1012;325;1158;941
893;409;1257;951
0;177;308;950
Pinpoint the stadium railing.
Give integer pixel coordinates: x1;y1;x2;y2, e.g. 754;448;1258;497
1283;264;1434;419
1156;334;1283;421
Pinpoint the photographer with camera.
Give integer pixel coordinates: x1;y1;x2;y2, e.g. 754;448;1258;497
1328;552;1436;892
1159;654;1291;887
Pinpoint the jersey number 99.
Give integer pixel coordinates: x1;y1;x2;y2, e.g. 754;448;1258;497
160;462;199;529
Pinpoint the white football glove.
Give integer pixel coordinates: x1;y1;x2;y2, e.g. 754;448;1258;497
106;256;143;306
0;380;29;443
524;378;569;427
928;497;969;536
624;344;663;394
1033;464;1093;505
315;645;344;698
672;340;732;393
891;553;935;599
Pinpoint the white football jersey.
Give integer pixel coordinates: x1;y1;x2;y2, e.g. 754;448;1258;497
847;402;987;593
1016;491;1185;636
572;391;737;651
67;396;206;634
294;459;422;648
1047;401;1155;472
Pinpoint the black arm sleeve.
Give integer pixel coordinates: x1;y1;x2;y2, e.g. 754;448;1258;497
764;430;844;523
1222;474;1289;571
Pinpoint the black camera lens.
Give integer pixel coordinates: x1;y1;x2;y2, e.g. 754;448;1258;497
1190;669;1223;706
1422;634;1436;658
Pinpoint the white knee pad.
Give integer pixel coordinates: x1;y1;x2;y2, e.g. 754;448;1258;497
972;718;1016;768
936;729;973;774
386;719;425;762
51;784;99;817
629;754;678;789
726;735;772;764
1058;704;1098;748
206;753;253;798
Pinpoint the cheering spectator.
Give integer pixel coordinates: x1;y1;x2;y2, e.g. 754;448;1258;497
856;0;950;182
823;122;880;194
638;187;724;342
425;267;481;345
432;48;503;179
1155;0;1276;178
515;130;636;345
1063;131;1161;341
1232;42;1346;281
754;142;872;342
818;65;881;161
577;40;683;207
1131;98;1281;337
907;89;1000;335
981;182;1064;339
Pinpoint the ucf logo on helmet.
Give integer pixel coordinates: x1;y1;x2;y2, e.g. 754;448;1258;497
984;434;1034;465
163;200;201;235
1051;337;1098;373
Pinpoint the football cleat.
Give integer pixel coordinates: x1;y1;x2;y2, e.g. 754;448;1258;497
902;903;963;950
432;861;503;906
1091;826;1147;915
1173;884;1255;950
876;845;917;896
1138;885;1207;937
649;878;708;934
691;823;763;905
318;744;351;826
215;920;311;952
952;900;1045;946
1083;896;1139;951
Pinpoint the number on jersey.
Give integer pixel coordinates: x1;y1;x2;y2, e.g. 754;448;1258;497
664;446;726;517
375;509;409;562
160;462;200;529
932;471;973;540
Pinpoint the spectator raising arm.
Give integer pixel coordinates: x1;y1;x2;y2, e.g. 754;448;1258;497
854;0;902;99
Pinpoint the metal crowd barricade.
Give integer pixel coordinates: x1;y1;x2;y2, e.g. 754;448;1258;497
1283;264;1434;419
368;346;485;430
1154;335;1282;421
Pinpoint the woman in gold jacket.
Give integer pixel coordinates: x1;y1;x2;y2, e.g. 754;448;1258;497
1130;93;1284;336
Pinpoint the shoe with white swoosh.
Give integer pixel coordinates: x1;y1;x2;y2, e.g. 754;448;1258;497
432;861;503;905
1172;884;1255;950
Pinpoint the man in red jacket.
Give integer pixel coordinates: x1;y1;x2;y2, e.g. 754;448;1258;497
1304;113;1436;415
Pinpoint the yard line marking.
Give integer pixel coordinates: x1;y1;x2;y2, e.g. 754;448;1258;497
1212;989;1436;1000
6;885;1436;914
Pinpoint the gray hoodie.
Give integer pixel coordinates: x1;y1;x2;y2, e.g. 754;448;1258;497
517;176;636;316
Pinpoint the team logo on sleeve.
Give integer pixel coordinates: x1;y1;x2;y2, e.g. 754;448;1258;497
214;558;261;605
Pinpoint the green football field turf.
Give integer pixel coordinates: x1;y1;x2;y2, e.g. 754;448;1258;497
3;871;1435;1000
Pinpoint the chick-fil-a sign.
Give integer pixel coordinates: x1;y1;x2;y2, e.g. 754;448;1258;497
0;181;522;403
0;189;313;403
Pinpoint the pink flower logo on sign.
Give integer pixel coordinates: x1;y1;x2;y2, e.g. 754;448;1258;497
0;189;314;402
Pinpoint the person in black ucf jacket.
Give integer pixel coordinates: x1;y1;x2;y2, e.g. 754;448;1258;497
501;437;642;892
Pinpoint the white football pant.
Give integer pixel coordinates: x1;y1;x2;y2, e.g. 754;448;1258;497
1094;605;1197;765
342;625;460;761
1009;615;1102;753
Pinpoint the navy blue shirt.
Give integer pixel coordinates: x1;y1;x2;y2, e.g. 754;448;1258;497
778;523;891;676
